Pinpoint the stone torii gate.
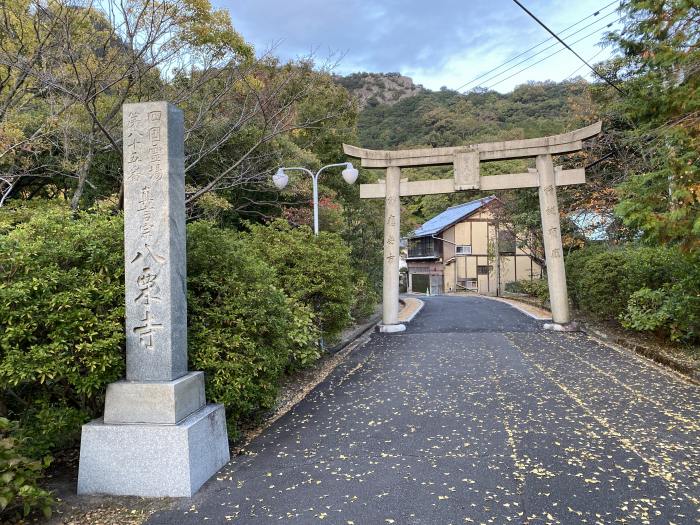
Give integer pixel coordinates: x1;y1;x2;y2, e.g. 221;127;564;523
343;121;602;333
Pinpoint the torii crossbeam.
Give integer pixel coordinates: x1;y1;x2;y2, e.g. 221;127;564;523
343;121;602;332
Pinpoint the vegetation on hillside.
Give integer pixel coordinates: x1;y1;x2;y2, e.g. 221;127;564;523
0;0;697;518
354;1;698;345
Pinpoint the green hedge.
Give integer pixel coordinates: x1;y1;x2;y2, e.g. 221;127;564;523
505;278;550;303
244;220;355;342
566;245;699;342
0;204;125;459
187;221;319;424
0;202;360;517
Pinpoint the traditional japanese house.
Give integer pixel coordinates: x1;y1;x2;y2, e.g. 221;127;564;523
406;196;543;295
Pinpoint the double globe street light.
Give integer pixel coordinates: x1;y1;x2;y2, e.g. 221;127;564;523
273;162;359;235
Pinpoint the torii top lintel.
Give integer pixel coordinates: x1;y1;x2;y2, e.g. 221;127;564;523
343;122;602;199
343;121;601;168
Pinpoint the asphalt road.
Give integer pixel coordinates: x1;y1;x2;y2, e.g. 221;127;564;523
147;295;700;525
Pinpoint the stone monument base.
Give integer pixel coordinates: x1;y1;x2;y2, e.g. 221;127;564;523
104;372;206;425
77;404;229;497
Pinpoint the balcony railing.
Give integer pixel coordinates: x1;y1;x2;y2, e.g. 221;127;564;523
408;237;441;259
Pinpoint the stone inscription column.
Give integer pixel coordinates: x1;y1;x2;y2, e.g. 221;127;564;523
78;102;229;499
123;102;187;381
536;154;571;325
382;166;403;330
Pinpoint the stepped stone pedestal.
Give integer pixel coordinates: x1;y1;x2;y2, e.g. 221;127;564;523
77;102;229;498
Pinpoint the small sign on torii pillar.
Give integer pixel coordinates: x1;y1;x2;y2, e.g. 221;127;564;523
343;121;602;332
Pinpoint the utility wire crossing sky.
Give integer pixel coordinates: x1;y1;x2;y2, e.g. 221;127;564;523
220;0;622;93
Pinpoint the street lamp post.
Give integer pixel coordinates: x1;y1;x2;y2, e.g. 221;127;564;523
273;162;359;235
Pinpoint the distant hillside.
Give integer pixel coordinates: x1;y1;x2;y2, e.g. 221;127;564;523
335;72;424;109
357;80;588;150
351;80;591;226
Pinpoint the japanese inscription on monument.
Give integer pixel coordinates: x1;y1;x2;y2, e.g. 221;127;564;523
78;102;230;498
123;102;187;381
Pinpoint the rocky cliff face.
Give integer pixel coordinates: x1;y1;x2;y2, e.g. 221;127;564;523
335;72;424;109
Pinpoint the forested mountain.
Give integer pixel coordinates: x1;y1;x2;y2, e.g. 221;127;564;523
356;80;587;150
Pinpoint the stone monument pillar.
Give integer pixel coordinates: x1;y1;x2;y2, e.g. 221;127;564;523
77;102;230;497
379;166;405;332
536;154;571;327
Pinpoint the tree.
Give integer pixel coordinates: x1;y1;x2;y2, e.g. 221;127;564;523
0;0;355;214
605;0;699;250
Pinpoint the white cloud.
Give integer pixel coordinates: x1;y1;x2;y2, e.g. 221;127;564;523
219;0;621;93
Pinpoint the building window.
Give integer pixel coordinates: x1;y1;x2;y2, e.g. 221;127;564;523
477;265;491;275
408;237;440;258
455;244;472;255
498;231;516;254
458;278;478;290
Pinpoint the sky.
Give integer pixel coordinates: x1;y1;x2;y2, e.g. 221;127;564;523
217;0;622;94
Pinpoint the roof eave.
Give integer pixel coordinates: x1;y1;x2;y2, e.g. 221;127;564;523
409;195;498;239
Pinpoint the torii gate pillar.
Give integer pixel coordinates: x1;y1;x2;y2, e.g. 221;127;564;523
537;154;569;325
344;121;602;332
380;166;405;332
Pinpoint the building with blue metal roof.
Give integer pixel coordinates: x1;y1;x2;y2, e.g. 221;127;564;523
406;196;543;295
409;196;497;239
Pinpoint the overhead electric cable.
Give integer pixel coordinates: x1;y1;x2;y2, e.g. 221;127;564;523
481;21;617;90
454;0;619;92
467;14;619;90
563;48;607;81
510;0;625;95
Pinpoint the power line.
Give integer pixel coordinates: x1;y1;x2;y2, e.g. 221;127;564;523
454;0;619;92
563;48;607;81
510;0;625;95
482;20;618;90
468;14;618;91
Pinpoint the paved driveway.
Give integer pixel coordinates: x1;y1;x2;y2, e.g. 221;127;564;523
147;295;700;524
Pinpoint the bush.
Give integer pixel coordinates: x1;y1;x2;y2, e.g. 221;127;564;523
0;203;125;458
187;221;319;429
620;287;670;333
245;220;354;341
350;270;380;320
566;244;699;342
505;279;549;303
0;202;326;462
0;418;53;519
661;280;700;342
566;245;687;320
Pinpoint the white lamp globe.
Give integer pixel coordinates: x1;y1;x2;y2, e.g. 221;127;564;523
272;168;288;189
341;163;359;185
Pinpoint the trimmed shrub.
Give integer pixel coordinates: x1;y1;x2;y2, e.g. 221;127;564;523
350;270;380;320
0;418;53;519
244;220;354;341
567;245;686;320
661;280;700;343
621;287;670;333
0;203;125;459
186;221;319;428
505;278;549;303
566;244;699;342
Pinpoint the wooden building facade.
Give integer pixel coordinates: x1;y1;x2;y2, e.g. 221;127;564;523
407;196;542;295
